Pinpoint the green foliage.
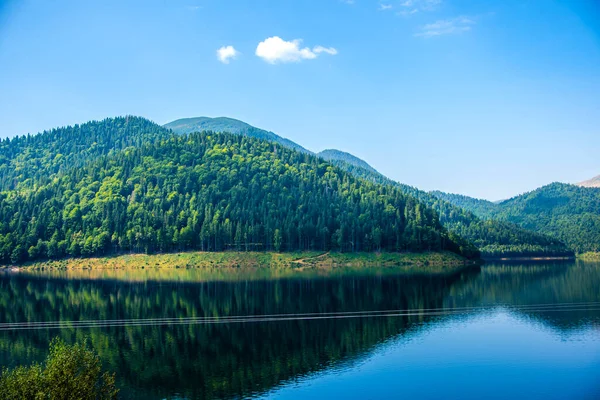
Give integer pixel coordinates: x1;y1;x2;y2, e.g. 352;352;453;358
0;338;117;400
323;158;570;259
0;116;167;192
0;118;470;264
434;183;600;254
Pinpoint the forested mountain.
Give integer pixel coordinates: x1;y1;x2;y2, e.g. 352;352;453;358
429;191;498;217
3;114;587;263
0;116;168;191
0;120;475;264
165;116;572;259
164;117;311;154
321;157;571;259
433;183;600;254
318;149;379;174
578;174;600;188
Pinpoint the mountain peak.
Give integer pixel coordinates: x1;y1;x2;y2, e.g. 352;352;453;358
317;149;378;173
577;175;600;188
163;116;311;154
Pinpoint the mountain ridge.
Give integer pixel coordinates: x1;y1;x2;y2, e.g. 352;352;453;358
578;174;600;188
433;182;600;253
164;116;312;155
165;115;575;258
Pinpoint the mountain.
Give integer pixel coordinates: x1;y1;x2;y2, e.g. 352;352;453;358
164;116;311;155
1;114;582;262
0;118;470;264
163;116;574;258
320;155;571;259
433;183;600;254
429;191;498;217
318;149;379;174
578;175;600;188
0;116;168;191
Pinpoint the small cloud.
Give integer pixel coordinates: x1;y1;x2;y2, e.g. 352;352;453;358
396;8;418;16
313;46;338;55
378;3;393;11
399;0;440;14
216;45;239;64
414;16;475;37
187;5;201;11
255;37;337;64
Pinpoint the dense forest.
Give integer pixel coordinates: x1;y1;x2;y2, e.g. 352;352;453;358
433;183;600;254
3;115;592;264
0;118;476;264
320;157;571;259
164;116;579;259
0;117;167;191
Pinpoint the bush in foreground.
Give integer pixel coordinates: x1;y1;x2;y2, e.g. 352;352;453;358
0;338;118;399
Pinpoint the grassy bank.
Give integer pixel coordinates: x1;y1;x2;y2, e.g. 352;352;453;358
6;251;473;272
578;252;600;261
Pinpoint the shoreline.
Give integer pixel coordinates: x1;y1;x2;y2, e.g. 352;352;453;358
482;256;575;262
1;250;478;273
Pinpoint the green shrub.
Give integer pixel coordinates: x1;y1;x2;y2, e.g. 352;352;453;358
0;338;118;399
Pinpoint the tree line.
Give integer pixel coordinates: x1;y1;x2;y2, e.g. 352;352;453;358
0;121;474;264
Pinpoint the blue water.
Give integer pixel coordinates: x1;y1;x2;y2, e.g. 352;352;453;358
265;311;600;400
1;261;599;399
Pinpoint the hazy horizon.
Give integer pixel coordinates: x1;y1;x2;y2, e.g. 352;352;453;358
1;0;599;200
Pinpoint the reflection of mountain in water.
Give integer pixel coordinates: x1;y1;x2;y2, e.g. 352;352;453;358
0;262;598;399
445;261;600;331
0;269;474;400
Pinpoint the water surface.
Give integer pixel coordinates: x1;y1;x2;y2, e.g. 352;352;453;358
0;261;599;399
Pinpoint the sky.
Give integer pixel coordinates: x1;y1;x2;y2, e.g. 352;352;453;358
0;0;599;200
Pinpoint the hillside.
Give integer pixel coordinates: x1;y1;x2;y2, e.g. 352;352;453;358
164;116;311;154
434;183;600;254
0;116;168;191
0;120;472;264
164;116;574;259
578;175;600;188
322;157;571;259
318;149;379;174
429;191;498;217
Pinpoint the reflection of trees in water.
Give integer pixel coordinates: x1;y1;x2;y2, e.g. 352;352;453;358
445;261;600;331
0;270;471;400
0;262;597;399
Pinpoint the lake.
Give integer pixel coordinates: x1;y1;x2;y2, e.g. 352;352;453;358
1;261;599;399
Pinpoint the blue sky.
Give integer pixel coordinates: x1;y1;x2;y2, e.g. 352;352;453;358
0;0;599;200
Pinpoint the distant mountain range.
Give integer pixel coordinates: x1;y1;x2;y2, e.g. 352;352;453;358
0;114;595;266
164;116;597;258
578;175;600;188
433;183;600;254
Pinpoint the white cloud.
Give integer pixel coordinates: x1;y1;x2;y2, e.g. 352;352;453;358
216;45;239;64
397;8;418;16
313;45;338;55
398;0;440;14
378;3;393;11
255;37;337;64
414;16;475;37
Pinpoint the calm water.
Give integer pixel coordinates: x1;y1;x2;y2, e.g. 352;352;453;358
0;261;599;399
